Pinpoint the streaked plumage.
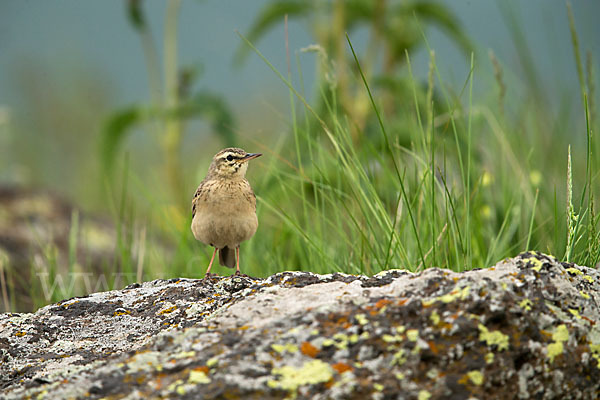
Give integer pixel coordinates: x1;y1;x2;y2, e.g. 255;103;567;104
191;148;261;275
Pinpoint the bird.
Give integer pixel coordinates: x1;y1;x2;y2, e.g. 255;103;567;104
191;147;262;276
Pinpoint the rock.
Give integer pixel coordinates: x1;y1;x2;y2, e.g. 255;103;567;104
1;252;599;399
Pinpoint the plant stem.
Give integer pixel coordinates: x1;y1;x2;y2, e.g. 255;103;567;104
163;0;184;206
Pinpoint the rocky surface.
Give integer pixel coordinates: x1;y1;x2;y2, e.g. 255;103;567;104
1;252;599;399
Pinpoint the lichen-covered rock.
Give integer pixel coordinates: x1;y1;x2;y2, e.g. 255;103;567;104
1;252;599;399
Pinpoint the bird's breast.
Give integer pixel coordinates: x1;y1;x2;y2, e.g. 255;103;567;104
191;178;258;248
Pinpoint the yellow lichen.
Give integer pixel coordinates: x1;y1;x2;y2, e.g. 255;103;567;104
430;310;440;325
268;360;333;391
565;267;582;275
528;257;544;271
355;313;368;325
519;299;532;311
467;370;483;386
589;343;600;364
167;379;184;393
271;343;299;354
584;275;594;283
547;342;564;363
391;349;407;366
323;333;350;350
485;352;494;364
478;324;509;351
406;329;419;342
373;383;384;391
189;370;210;384
552;324;569;342
382;334;403;343
547;324;569;363
439;286;470;303
421;298;436;307
206;357;218;367
395;372;405;380
418;390;431;400
172;351;196;359
580;290;591;299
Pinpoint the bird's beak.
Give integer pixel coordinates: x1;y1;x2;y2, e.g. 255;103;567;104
241;153;262;162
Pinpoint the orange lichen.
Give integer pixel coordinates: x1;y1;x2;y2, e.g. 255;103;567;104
113;310;131;317
332;362;353;374
336;316;351;328
581;315;596;325
194;366;210;374
375;299;393;309
301;341;320;358
428;341;440;355
159;306;177;315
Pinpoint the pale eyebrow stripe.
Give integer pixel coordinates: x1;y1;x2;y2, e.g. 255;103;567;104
221;154;242;160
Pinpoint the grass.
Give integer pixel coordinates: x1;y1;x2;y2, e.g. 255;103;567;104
2;9;599;313
234;41;597;278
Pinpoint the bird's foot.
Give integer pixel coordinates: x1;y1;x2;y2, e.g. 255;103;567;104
204;272;219;279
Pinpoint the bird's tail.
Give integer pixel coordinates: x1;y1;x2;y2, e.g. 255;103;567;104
219;246;236;268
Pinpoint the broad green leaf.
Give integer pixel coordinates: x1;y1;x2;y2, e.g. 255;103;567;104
234;0;312;65
100;107;145;175
126;0;146;31
411;1;473;56
176;91;237;147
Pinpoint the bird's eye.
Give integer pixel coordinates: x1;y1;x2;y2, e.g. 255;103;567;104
226;155;234;161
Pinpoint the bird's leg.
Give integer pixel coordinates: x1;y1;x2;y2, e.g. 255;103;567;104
235;246;241;275
205;248;217;276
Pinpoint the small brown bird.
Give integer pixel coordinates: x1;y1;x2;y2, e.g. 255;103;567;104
191;148;261;276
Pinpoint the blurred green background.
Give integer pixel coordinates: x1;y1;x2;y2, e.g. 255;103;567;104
0;0;599;312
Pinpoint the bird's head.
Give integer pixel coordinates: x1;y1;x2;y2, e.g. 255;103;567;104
208;147;262;179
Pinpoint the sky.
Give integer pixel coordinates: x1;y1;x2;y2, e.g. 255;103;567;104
0;0;599;191
1;1;598;107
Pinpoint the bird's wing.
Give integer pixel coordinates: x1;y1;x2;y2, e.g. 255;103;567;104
191;182;205;218
245;180;257;212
